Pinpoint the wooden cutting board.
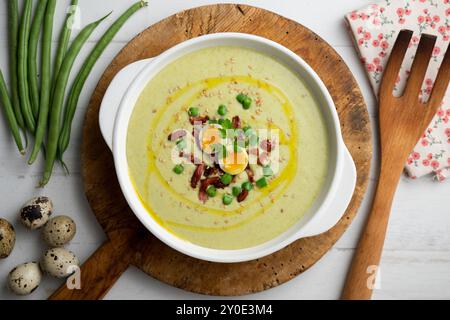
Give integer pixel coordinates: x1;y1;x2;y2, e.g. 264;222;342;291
49;4;372;299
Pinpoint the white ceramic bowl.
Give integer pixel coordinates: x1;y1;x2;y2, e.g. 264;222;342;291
99;33;356;263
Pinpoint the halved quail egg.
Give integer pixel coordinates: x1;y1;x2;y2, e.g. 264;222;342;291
198;124;223;154
219;147;249;175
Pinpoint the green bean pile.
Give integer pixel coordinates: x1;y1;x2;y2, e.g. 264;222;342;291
0;1;148;186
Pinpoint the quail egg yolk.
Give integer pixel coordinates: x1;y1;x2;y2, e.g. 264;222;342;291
220;148;249;175
200;125;223;154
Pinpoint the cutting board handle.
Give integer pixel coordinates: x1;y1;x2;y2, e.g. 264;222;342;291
48;240;130;300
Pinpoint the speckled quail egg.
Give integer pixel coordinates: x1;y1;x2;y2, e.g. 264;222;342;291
8;262;42;295
42;215;76;247
0;218;16;259
40;248;79;278
20;197;53;230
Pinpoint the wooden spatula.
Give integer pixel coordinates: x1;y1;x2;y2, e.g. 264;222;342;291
341;30;450;300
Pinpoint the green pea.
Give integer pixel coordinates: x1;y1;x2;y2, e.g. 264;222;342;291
256;177;268;188
263;166;273;177
188;107;199;117
242;181;253;191
220;173;233;185
206;185;217;197
173;164;184;174
248;133;258;146
222;194;233;205
245;128;255;137
232;186;242;197
218;104;227;116
242;97;252;110
219;128;227;139
224;119;232;129
218;118;232;129
176;139;186;150
236;93;246;103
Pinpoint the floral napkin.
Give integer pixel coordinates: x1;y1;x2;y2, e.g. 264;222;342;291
345;0;450;181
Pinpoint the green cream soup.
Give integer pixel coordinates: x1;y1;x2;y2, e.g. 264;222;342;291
126;46;329;250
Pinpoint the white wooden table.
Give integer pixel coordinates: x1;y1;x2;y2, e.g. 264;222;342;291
0;0;449;300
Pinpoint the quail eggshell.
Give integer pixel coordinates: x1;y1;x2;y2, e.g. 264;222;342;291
0;218;16;259
20;197;53;230
41;248;79;278
8;262;42;296
42;215;76;247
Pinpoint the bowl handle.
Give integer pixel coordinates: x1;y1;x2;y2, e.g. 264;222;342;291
99;58;154;151
299;145;357;237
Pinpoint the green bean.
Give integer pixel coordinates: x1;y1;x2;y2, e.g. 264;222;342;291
41;13;111;186
8;0;25;131
28;0;48;120
58;1;148;159
52;0;79;94
0;70;24;154
18;0;35;133
28;0;57;165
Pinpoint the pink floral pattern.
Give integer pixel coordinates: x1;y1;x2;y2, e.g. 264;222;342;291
346;0;450;181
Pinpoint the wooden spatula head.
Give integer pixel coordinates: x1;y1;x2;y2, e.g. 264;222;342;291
378;30;450;171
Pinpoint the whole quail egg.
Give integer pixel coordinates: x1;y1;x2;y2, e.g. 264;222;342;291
20;197;53;230
41;248;79;278
8;262;42;295
0;218;16;259
42;215;76;247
